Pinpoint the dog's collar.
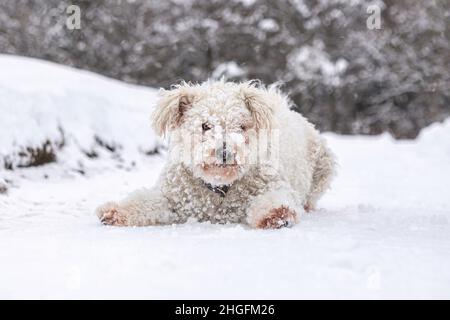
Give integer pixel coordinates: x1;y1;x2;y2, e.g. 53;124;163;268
204;183;230;197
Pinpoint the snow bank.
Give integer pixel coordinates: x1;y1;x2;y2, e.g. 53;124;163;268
416;117;450;155
0;55;161;172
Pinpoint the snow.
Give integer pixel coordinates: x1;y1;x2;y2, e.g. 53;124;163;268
211;61;246;80
288;40;348;87
1;56;450;299
258;19;279;32
0;54;161;171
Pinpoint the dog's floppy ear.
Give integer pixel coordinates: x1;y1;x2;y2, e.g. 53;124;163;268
152;86;195;136
240;82;275;130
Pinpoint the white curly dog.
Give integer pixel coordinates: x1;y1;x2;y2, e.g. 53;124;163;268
96;80;336;229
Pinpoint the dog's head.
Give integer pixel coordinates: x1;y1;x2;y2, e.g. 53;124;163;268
152;80;281;186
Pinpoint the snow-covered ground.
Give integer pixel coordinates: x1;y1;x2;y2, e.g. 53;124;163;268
1;56;449;299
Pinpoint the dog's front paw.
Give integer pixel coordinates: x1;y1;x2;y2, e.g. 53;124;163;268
255;205;298;229
96;202;128;226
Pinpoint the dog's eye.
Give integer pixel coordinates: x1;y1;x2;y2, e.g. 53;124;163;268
202;123;212;131
240;124;247;131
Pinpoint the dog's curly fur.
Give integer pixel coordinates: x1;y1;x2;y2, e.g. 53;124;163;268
96;80;336;229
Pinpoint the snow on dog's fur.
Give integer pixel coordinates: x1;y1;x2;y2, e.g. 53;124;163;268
96;80;336;229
